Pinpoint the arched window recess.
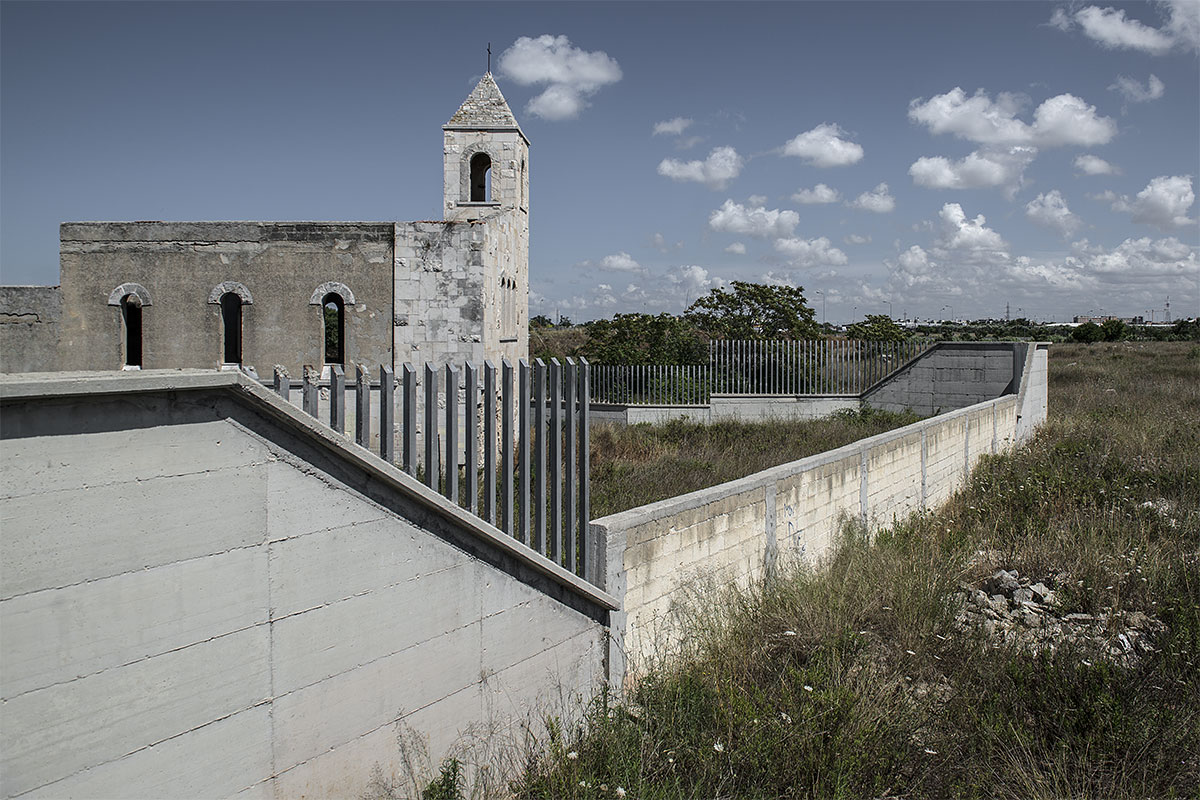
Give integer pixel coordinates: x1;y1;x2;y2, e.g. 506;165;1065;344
470;152;492;202
309;282;355;369
108;283;151;370
208;282;253;367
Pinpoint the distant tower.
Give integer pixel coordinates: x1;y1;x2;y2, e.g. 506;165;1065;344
443;73;530;221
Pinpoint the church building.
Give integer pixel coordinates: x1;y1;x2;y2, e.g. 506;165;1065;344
0;74;530;376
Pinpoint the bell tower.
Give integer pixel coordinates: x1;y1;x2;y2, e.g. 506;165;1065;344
443;73;530;221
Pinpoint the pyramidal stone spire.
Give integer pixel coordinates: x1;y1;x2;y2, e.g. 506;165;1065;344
445;73;526;139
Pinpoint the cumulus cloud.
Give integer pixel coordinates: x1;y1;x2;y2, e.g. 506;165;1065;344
746;194;768;208
497;35;622;120
773;236;849;267
1107;175;1196;230
653;117;693;136
597;251;645;274
934;203;1009;261
1083;236;1198;276
1110;74;1165;103
792;183;841;204
724;242;747;254
708;199;799;238
908;88;1116;148
1050;1;1198;55
887;244;940;288
910;146;1038;193
848;183;896;213
658;146;744;190
666;264;721;296
843;233;871;245
781;123;864;167
1075;154;1120;176
1025;190;1084;237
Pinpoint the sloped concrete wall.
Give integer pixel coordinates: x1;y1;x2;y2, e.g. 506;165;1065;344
0;372;613;800
592;348;1045;679
863;342;1020;415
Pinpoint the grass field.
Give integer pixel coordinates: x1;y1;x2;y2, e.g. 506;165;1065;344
513;341;1200;799
589;407;923;518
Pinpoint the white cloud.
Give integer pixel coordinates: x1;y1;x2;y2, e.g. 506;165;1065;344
888;244;939;287
934;203;1008;260
1025;190;1084;237
849;183;895;213
650;233;684;253
497;35;622;120
724;242;747;254
843;233;871;245
781;123;864;167
1084;236;1197;276
1108;175;1196;230
908;88;1116;148
1050;2;1198;55
708;199;799;238
1110;74;1165;103
910;146;1037;192
773;236;849;267
658;146;744;190
666;264;721;295
653;117;693;136
597;251;644;274
792;183;841;204
1074;154;1120;176
1003;257;1091;291
746;194;768;208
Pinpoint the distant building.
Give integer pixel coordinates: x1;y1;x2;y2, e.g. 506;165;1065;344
1072;315;1144;325
0;74;530;375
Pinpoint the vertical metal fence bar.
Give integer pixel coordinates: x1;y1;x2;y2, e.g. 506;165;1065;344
519;359;531;544
533;359;547;554
402;363;416;475
445;364;459;504
549;359;562;563
465;362;478;515
482;362;496;525
274;366;290;402
330;365;345;434
565;358;577;573
423;364;438;491
356;365;371;447
380;365;395;463
579;359;591;577
302;366;319;417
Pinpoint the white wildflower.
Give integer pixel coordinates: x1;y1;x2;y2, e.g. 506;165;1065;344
924;747;938;755
616;788;627;797
566;751;579;760
803;685;814;692
713;742;724;753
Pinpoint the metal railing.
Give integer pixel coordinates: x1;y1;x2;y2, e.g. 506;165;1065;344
588;339;930;405
267;358;592;581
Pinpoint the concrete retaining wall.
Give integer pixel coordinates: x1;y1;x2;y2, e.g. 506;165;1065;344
0;287;62;373
590;344;1048;680
0;371;615;800
863;341;1021;415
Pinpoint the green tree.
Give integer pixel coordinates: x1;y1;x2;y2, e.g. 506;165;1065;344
1100;318;1126;342
845;314;911;341
1071;321;1103;343
581;313;706;365
685;281;821;340
529;314;553;329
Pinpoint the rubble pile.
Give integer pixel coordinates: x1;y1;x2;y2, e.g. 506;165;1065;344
950;568;1164;667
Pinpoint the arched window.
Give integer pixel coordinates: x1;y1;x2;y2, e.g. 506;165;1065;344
322;293;344;365
121;294;143;368
220;292;242;365
470;152;492;202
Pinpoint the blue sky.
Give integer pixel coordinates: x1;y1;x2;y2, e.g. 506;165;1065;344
2;1;1197;323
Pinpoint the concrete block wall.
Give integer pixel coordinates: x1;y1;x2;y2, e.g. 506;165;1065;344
863;342;1020;415
592;382;1044;678
0;371;614;800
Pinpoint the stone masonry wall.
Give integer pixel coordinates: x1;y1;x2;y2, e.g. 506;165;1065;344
0;286;62;372
57;222;394;376
0;374;611;799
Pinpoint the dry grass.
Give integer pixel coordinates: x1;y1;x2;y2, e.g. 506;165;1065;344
514;341;1200;799
590;407;923;518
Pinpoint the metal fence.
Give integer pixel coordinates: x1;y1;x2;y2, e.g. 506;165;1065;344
267;358;592;581
588;339;930;405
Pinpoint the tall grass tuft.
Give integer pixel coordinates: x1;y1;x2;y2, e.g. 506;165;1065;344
514;342;1200;799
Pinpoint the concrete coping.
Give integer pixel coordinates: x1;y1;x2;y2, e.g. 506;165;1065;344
592;393;1019;533
0;369;619;612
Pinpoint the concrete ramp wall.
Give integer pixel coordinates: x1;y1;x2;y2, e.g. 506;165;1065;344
590;344;1049;681
0;371;615;800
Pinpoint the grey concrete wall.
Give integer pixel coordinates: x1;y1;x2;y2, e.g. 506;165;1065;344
863;342;1018;415
57;222;395;376
0;287;61;372
591;346;1048;680
708;394;860;421
0;371;614;800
